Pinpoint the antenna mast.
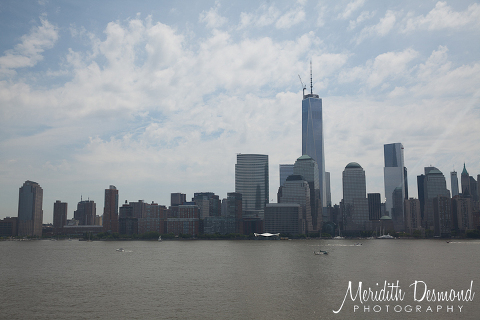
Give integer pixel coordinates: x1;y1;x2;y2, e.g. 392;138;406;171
310;60;313;95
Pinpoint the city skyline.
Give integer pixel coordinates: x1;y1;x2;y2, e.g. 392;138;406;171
1;0;479;222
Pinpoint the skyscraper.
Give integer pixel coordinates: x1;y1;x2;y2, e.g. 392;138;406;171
342;163;368;230
423;167;450;229
384;143;405;217
103;185;119;233
279;164;294;188
18;180;43;237
53;200;67;235
293;155;321;231
74;199;96;225
302;71;326;213
235;154;269;218
451;171;459;197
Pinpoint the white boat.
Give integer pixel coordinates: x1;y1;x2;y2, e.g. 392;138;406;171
377;234;395;239
333;236;345;239
116;248;125;252
158;236;162;241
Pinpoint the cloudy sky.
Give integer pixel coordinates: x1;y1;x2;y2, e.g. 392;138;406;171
1;0;479;223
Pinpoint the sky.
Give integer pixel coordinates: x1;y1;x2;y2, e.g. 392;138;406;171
0;0;479;223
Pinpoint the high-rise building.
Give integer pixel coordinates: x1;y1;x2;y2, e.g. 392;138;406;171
17;181;43;237
279;164;294;188
368;193;381;220
53;200;68;235
423;167;450;229
235;154;269;218
404;198;422;234
264;203;303;235
451;171;459;198
278;175;311;233
302;70;326;213
342;163;368;230
103;185;119;233
384;143;405;218
171;193;186;207
74;199;96;225
293;155;321;231
226;192;243;234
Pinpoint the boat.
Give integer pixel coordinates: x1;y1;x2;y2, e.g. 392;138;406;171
158;236;162;241
314;250;328;255
333;236;345;240
354;243;362;246
116;248;125;252
377;234;395;239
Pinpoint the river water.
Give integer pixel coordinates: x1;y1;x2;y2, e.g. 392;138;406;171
0;238;478;319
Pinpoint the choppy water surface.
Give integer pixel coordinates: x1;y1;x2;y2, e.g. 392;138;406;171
1;239;479;319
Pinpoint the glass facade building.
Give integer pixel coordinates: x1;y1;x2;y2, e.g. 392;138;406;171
18;180;43;237
384;143;405;217
342;163;368;228
302;93;326;212
279;164;294;188
235;154;269;218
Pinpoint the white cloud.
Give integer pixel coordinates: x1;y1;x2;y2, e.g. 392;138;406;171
402;1;480;32
348;10;376;30
0;18;58;75
355;10;396;44
338;0;365;20
199;2;228;29
275;7;306;29
238;5;281;29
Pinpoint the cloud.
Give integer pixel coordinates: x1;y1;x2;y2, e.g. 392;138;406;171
275;7;306;29
355;10;396;44
338;0;365;20
348;10;376;30
338;48;418;89
0;18;58;76
199;2;228;29
402;1;480;32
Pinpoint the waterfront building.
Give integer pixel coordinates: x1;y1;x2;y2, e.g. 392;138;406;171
0;217;18;237
342;163;369;232
74;199;96;225
264;203;303;235
17;180;43;237
235;154;269;218
404;198;422;234
451;196;473;233
293;155;321;231
167;204;200;236
302;78;326;212
423;167;450;230
392;187;405;231
451;171;459;197
226;192;243;234
279;164;294;188
192;192;221;218
461;164;478;202
384;143;405;218
433;195;452;237
278;175;311;233
138;202;167;234
103;185;119;233
119;201;137;235
53;200;68;235
368;193;381;221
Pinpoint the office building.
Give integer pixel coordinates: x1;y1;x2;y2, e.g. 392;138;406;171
293;155;321;231
74;199;96;225
384;143;405;217
302;76;326;212
342;163;368;231
103;185;119;233
451;196;473;232
404;198;422;234
17;180;43;237
433;195;452;237
235;154;269;218
423;167;450;229
451;171;459;198
278;175;311;233
264;203;303;235
368;193;381;221
119;201;137;235
279;164;294;188
171;193;186;207
192;192;221;218
53;200;68;235
0;217;18;237
226;192;243;234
